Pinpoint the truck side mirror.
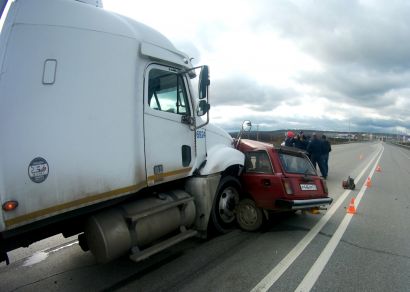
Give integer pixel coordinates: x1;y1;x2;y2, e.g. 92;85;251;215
242;120;252;132
235;120;252;149
197;100;210;116
198;65;209;99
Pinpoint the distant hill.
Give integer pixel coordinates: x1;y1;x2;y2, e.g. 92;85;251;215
229;129;402;146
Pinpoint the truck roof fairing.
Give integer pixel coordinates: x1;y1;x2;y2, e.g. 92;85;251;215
5;0;193;69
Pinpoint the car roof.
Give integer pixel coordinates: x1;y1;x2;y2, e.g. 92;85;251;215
238;139;307;156
238;139;274;152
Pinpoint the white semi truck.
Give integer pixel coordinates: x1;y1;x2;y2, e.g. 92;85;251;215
0;0;244;264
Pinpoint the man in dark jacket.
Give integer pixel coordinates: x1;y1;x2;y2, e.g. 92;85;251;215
307;133;326;178
294;131;308;151
321;135;331;178
284;131;295;147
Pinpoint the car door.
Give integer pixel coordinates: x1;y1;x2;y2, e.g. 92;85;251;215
144;64;195;186
241;150;284;209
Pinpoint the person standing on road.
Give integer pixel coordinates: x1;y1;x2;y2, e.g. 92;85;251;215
321;135;331;179
307;133;326;178
294;131;308;151
293;134;302;149
284;131;295;147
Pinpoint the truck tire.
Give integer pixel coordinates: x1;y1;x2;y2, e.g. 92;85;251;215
236;198;264;232
210;175;241;234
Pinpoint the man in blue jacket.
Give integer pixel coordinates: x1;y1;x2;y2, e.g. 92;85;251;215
307;133;326;178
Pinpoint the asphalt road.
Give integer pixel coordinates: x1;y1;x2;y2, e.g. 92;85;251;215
1;142;409;291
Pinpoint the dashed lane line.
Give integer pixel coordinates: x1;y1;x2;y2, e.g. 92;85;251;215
295;145;384;292
250;144;383;292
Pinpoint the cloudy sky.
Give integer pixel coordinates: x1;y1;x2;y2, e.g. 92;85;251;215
6;0;410;134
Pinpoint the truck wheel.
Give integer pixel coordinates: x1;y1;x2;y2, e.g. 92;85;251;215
210;176;241;233
236;198;264;232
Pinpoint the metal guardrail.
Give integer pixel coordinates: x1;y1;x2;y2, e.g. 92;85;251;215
388;141;410;149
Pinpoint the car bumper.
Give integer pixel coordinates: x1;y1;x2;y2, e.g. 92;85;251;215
275;197;333;210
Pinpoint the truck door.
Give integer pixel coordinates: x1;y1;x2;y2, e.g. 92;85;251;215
144;64;195;186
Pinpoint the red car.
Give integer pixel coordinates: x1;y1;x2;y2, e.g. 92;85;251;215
236;139;333;231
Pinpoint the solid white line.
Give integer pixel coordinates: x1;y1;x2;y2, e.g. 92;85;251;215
48;240;79;254
250;144;383;292
294;146;384;292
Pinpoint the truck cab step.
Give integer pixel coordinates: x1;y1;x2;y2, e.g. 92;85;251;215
129;229;198;262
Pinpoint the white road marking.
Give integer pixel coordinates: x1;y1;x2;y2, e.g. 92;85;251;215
23;251;48;266
294;146;384;292
250;144;383;292
47;240;79;254
19;240;79;267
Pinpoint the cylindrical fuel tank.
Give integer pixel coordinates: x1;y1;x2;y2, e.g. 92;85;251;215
84;190;196;263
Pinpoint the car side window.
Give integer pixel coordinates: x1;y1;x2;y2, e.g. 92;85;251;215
245;151;273;173
148;68;190;115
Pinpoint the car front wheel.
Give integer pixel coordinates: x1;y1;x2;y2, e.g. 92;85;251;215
236;198;264;232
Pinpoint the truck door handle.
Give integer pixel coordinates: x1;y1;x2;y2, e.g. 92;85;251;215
181;115;194;125
262;179;271;186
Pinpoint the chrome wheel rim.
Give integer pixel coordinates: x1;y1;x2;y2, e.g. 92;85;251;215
238;203;258;227
218;186;239;223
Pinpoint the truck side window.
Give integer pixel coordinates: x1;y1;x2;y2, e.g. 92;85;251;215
245;151;273;174
148;69;190;115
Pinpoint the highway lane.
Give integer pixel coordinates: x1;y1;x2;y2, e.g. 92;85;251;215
1;142;409;291
309;143;410;291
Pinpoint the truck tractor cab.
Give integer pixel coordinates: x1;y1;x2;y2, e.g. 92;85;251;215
0;0;244;264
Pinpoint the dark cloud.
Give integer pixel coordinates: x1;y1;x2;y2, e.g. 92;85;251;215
218;115;281;133
353;117;395;129
211;77;297;111
257;0;410;71
297;64;410;107
171;0;410;133
106;0;410;134
218;114;344;133
216;109;409;134
244;0;410;132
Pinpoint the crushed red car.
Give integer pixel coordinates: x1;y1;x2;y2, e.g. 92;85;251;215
236;139;333;231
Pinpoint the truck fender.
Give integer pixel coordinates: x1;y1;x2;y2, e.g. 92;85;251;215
200;144;244;175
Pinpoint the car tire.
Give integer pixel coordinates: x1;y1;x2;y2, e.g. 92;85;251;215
236;198;264;232
210;175;241;234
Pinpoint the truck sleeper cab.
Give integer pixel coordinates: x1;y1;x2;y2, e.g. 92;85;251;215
0;0;244;264
236;139;333;231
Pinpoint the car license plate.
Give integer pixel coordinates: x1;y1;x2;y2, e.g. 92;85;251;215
300;184;317;191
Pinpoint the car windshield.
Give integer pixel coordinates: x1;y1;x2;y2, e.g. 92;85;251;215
279;152;316;175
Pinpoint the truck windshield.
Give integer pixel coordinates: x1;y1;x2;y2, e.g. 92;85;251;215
279;153;316;175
